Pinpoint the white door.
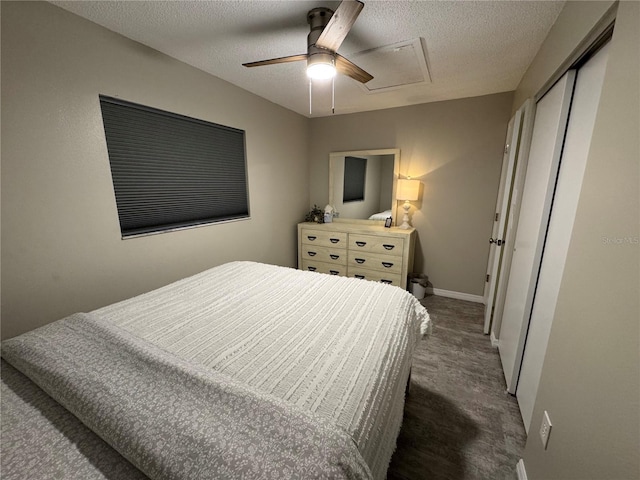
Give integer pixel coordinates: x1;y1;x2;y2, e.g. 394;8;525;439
490;99;536;343
483;118;513;326
517;42;610;431
483;110;523;334
498;71;576;394
483;118;513;304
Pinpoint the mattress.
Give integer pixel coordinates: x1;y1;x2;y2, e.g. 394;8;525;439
2;261;430;479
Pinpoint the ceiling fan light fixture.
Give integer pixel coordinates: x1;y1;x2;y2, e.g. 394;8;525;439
306;52;336;80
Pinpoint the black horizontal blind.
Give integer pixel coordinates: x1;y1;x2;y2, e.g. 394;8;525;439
99;95;249;237
343;156;367;203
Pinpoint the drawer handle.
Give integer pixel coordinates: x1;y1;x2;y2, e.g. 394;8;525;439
307;266;317;272
329;238;340;244
355;258;366;264
329;270;339;275
355;275;365;279
307;251;317;257
380;279;393;284
382;244;395;250
355;241;367;247
381;262;394;268
329;254;340;260
307;235;317;241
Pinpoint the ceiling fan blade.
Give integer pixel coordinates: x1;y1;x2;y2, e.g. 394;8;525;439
316;0;364;52
335;54;373;83
243;54;308;68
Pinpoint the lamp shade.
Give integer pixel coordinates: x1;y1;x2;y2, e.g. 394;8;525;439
396;179;420;201
307;52;336;80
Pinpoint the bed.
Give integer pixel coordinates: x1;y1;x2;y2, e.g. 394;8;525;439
1;261;430;480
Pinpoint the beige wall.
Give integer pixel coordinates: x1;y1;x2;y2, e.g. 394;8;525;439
512;0;616;111
516;1;640;478
1;1;309;339
309;93;514;296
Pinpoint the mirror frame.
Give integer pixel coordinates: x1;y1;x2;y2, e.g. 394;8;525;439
329;148;400;225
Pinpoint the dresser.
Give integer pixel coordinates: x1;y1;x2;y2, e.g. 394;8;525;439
297;222;416;289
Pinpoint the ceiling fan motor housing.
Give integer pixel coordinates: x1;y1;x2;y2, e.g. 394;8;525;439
307;7;335;61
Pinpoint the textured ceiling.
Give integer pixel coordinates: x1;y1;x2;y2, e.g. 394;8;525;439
51;0;565;118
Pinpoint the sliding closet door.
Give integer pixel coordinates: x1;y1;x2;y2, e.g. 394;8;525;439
498;72;575;394
517;42;610;430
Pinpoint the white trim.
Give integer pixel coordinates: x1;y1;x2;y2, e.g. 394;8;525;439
516;459;528;480
490;331;499;348
426;287;485;304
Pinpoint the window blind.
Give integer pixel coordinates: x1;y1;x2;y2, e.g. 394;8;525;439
99;95;249;237
343;156;367;203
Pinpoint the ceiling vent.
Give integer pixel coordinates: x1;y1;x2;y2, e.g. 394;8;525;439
352;38;431;93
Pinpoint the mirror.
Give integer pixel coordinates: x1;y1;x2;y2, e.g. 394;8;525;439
329;148;399;224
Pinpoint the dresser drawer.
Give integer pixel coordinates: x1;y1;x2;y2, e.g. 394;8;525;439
348;251;402;274
301;260;346;277
349;268;401;287
300;245;347;265
300;228;348;248
349;234;404;257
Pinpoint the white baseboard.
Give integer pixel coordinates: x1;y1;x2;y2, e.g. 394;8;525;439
426;287;485;304
490;331;499;348
516;459;528;480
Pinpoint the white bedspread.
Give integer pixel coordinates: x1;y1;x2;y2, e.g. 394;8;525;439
95;261;430;479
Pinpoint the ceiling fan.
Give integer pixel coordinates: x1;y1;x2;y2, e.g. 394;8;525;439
243;0;373;84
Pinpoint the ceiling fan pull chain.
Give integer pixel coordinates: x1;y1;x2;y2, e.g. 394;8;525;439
332;75;335;114
309;79;313;115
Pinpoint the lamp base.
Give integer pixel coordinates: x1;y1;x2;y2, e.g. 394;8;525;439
399;201;412;229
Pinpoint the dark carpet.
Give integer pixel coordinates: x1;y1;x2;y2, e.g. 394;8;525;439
387;295;527;480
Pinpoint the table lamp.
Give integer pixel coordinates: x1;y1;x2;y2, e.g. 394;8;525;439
396;179;420;229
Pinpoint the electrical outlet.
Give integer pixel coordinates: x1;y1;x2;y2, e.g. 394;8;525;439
539;410;552;449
